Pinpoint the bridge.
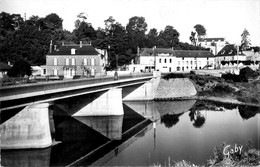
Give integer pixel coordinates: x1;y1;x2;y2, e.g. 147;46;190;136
0;72;161;149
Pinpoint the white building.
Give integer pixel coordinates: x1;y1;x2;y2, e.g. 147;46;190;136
216;45;260;71
130;47;215;73
198;37;227;55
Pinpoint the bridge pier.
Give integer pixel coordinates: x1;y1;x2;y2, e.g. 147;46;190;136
0;103;52;149
73;88;124;116
123;71;161;101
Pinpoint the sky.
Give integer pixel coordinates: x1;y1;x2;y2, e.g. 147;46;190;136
1;0;260;46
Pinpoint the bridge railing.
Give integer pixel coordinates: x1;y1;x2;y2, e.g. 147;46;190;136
0;73;153;100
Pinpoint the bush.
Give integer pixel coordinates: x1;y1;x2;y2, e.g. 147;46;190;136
8;59;32;77
163;73;186;80
212;83;235;94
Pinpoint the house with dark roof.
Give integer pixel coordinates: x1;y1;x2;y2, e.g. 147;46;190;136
0;62;11;78
45;41;107;78
215;44;260;71
131;47;215;73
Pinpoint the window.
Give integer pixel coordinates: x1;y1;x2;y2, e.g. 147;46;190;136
84;58;87;65
177;67;180;71
66;58;69;65
53;68;58;76
186;61;189;65
87;59;91;65
164;59;167;63
186;66;189;70
71;48;76;55
72;58;75;65
159;59;161;63
178;61;180;65
91;58;95;66
191;61;193;65
169;59;172;63
182;67;184;71
182;57;184;60
43;69;47;75
54;58;57;65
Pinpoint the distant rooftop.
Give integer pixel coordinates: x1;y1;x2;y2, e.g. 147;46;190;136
48;43;99;56
140;48;215;57
198;38;225;42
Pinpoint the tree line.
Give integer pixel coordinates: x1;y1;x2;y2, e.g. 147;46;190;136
0;12;209;71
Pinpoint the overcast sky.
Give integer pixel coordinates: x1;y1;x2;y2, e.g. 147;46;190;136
1;0;260;46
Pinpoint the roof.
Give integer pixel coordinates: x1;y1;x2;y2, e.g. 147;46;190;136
0;62;11;70
216;44;244;56
173;50;215;58
198;38;225;42
140;48;215;57
48;44;99;56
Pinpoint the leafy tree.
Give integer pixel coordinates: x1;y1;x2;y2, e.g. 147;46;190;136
44;13;63;30
158;25;179;48
8;59;32;77
145;28;158;48
241;28;251;50
194;24;206;39
189;31;197;46
74;21;96;41
126;16;147;53
190;24;206;46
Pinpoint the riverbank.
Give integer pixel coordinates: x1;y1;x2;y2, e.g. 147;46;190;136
162;73;260;107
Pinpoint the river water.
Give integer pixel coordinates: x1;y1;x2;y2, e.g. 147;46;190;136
1;100;259;166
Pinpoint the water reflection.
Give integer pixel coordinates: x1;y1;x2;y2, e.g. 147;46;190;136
105;100;260;166
73;116;123;140
1;148;51;167
161;113;183;128
238;105;260;120
1;100;259;166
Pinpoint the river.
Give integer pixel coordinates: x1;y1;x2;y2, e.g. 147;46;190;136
1;100;259;166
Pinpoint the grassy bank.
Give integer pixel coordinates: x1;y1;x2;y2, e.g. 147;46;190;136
152;141;260;167
163;73;260;106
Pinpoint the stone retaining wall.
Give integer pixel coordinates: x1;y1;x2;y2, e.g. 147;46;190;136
155;78;197;99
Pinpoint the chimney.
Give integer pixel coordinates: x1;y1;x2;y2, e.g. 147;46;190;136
49;40;53;53
54;45;57;51
80;41;82;48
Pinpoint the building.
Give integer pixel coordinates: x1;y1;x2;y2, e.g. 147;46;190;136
216;44;260;72
45;41;107;78
130;47;215;73
0;62;11;78
198;37;227;55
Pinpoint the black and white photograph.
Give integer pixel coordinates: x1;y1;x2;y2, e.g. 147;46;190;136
0;0;259;166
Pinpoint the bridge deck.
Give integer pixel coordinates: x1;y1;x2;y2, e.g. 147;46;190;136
0;74;153;111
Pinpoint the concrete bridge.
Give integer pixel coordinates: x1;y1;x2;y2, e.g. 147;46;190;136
0;72;161;149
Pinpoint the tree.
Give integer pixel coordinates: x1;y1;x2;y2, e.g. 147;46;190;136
190;24;206;46
8;59;32;77
74;21;96;41
194;24;206;39
146;28;158;48
126;16;148;53
189;31;197;46
158;25;179;48
44;13;63;30
241;28;251;50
